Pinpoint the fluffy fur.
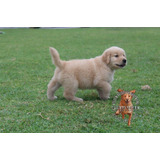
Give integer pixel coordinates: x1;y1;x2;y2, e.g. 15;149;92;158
47;46;127;102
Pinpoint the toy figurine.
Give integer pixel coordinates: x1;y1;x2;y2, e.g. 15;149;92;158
115;89;136;126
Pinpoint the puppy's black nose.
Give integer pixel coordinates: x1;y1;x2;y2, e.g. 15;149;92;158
123;59;126;64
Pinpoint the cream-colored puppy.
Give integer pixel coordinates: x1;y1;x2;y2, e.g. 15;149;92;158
47;46;127;102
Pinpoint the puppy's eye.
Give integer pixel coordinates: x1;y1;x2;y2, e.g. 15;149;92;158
115;55;119;57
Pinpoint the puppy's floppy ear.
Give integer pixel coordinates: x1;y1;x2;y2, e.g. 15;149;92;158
130;90;136;94
102;50;111;64
117;89;124;92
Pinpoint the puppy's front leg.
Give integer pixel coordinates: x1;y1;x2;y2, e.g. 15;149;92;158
96;82;111;100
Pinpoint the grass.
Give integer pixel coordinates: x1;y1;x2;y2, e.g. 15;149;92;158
0;27;160;133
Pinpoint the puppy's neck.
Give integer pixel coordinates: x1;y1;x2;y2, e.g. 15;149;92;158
104;63;115;73
106;63;115;71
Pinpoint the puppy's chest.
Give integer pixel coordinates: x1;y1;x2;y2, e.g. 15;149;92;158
102;71;114;83
107;72;114;83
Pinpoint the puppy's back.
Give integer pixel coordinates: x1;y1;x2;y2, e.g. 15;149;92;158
61;58;97;89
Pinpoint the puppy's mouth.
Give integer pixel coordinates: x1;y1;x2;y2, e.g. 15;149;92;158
116;64;126;68
125;100;129;103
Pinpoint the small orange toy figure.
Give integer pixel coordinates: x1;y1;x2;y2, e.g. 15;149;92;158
115;89;136;126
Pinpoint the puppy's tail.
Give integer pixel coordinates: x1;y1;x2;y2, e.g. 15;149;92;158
49;47;62;69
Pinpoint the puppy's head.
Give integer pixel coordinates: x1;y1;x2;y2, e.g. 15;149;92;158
118;89;136;103
102;46;127;70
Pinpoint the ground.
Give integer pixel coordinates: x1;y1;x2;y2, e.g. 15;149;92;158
0;27;160;132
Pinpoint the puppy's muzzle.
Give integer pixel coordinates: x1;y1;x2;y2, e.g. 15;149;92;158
123;59;127;64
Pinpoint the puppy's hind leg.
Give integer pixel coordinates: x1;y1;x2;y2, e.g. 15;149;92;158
47;78;61;101
63;81;83;103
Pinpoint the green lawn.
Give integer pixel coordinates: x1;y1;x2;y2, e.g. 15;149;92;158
0;27;160;132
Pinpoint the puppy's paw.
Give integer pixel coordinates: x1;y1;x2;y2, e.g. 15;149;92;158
99;96;109;100
48;96;57;101
115;110;120;115
98;92;110;100
75;97;84;103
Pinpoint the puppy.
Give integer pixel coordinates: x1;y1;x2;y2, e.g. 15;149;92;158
115;89;136;126
47;46;127;102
